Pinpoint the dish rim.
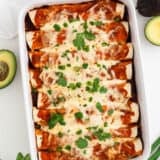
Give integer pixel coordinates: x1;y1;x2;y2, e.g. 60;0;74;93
18;0;150;159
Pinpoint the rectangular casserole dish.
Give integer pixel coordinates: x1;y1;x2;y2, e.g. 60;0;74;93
19;0;150;159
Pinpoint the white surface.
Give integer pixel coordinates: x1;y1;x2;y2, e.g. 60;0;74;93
0;0;159;159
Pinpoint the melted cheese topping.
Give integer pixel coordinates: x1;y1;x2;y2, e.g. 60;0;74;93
27;1;142;159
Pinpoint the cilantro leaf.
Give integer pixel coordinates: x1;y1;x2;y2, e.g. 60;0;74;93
75;137;88;149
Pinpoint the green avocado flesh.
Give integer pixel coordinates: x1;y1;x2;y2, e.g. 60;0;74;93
0;50;17;89
145;16;160;46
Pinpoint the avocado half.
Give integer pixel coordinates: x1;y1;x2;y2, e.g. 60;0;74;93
0;50;17;89
145;16;160;46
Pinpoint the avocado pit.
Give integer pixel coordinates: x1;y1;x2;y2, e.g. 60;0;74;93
0;61;9;81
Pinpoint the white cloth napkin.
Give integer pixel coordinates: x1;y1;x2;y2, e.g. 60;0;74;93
0;0;38;39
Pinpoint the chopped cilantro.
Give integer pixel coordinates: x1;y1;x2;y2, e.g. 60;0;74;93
108;109;114;116
63;22;68;27
56;146;63;152
52;96;66;106
84;30;95;41
85;78;100;93
83;21;88;30
56;73;67;87
76;82;82;88
56;76;67;87
73;66;81;72
72;29;78;33
55;71;64;77
74;112;83;119
75;137;88;149
48;113;66;129
87;126;98;130
104;122;108;127
96;102;103;112
47;89;52;95
67;64;71;67
69;18;80;23
88;97;93;102
44;66;48;70
94;21;103;26
89;21;94;25
101;42;109;46
68;83;76;90
93;128;111;141
65;145;71;151
73;33;85;50
76;129;82;135
58;132;64;137
114;17;121;22
83;104;87;107
58;65;66;70
83;45;90;52
102;64;107;69
83;150;87;154
82;63;88;69
84;135;91;140
92;78;100;92
99;86;107;93
96;63;101;68
89;21;103;26
53;24;61;31
61;50;69;57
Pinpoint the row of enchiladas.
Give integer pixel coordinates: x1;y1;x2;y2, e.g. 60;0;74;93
25;0;143;159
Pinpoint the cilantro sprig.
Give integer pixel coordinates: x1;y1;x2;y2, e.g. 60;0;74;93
16;153;31;160
48;113;66;129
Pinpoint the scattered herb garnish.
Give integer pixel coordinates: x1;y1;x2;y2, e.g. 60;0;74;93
75;137;88;149
89;21;103;26
58;65;66;70
114;17;121;22
93;128;111;141
82;63;88;69
68;83;77;90
16;153;31;160
101;42;109;47
88;97;93;102
73;66;81;72
61;50;69;57
65;145;71;151
104;122;108;127
73;33;85;50
74;112;83;119
99;86;107;93
58;131;64;137
108;109;114;116
86;78;100;93
76;82;82;88
83;21;88;30
56;72;67;87
96;102;103;112
47;89;52;95
53;24;61;31
53;96;66;106
56;146;63;152
69;18;80;23
76;129;82;135
84;30;95;41
48;113;66;129
63;22;68;27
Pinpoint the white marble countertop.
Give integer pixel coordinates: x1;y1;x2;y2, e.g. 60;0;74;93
0;0;160;159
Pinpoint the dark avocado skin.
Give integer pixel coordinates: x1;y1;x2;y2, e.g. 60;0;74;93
137;0;160;17
0;50;17;89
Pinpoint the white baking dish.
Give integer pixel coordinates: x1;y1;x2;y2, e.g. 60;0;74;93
18;0;150;159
